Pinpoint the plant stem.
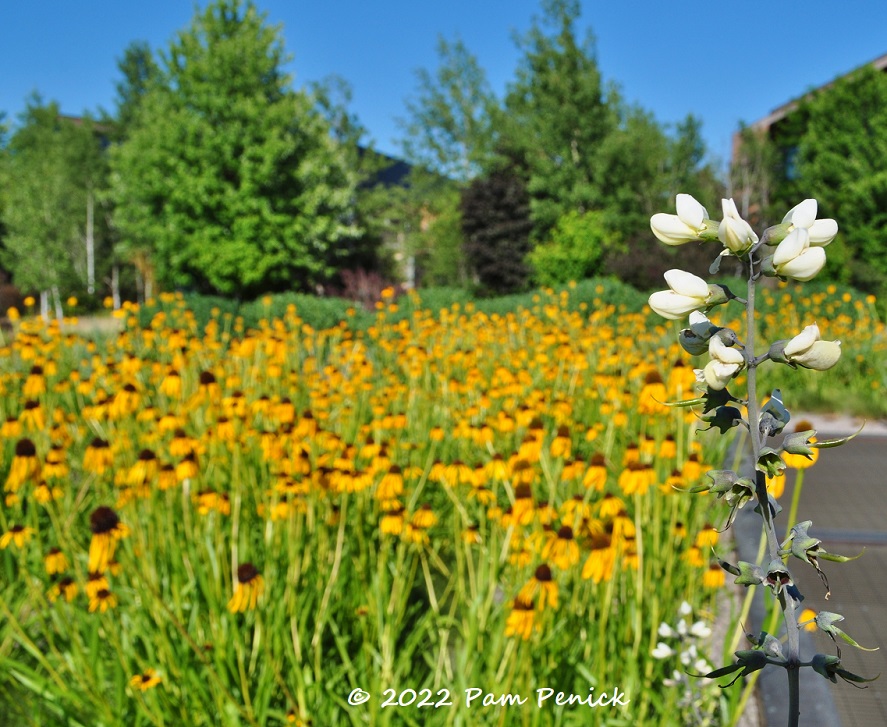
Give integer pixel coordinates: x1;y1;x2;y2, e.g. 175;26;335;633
745;262;801;727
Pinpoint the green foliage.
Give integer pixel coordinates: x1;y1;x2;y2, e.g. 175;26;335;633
109;0;359;297
398;37;501;182
111;40;161;138
527;210;616;286
0;98;109;297
798;66;887;294
461;157;533;295
504;0;617;240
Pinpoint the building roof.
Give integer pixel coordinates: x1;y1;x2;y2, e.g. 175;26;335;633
750;51;887;132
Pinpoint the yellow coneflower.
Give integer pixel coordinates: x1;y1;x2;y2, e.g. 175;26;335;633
662;469;685;494
43;445;68;479
673;521;688;540
658;435;677;459
783;421;819;470
89;588;118;613
798;608;818;632
461;524;482;544
581;534;615;583
598;493;624;519
694;526;719;549
703;564;726;589
376;465;404;501
638;371;669;415
34;480;63;504
380;506;405;536
197;370;221;400
682;453;703;481
20;400;45;430
127;449;158;486
582;453;607;491
517;434;542;463
48;576;78;603
767;471;786;499
88;506;129;573
83;437;114;475
159;368;183;398
0;416;21;438
542;526;580;570
158;464;178;490
129;669;162;692
0;524;36;549
549;425;571;458
169;428;198;457
682;547;705;568
410;504;437;529
23;365;46;398
86;572;110;599
176;452;199;482
504;597;538;640
429;425;445;442
5;438;40;492
519;564;558;611
44;547;68;575
510;484;535;526
228;563;264;613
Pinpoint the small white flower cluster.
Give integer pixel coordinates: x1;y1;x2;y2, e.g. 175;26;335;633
652;601;714;690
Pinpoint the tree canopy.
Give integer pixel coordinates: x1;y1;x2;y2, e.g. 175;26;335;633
109;0;359;296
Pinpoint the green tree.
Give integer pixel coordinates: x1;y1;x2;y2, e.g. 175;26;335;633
112;40;161;138
399;37;501;183
1;98;107;310
503;0;617;240
461;156;532;294
798;65;887;292
527;209;613;287
110;0;359;297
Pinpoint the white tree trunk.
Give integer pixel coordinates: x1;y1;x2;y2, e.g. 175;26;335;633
86;191;95;295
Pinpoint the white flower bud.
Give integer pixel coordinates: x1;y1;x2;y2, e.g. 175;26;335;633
718;198;758;254
650;194;709;245
784;323;842;370
772;228;826;281
648;269;712;320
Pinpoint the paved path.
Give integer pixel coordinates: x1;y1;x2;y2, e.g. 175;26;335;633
739;414;887;727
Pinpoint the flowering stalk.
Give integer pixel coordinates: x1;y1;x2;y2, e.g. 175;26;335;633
647;195;874;727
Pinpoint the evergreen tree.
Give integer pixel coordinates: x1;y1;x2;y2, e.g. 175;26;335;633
110;0;359;296
461;156;532;294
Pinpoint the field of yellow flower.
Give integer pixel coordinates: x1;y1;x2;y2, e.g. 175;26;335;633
0;282;881;726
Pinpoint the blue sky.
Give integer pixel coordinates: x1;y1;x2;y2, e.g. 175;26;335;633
2;0;886;171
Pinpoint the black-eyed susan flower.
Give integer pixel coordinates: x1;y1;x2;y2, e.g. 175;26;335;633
798;608;818;632
581;534;615;583
582;453;607;491
48;576;78;603
461;524;482;544
158;464;178;491
86;571;110;599
694;526;719;549
5;438;40;492
42;445;68;479
549;425;571;458
83;438;113;474
23;365;46;398
511;484;535;526
159;368;183;398
504;596;538;640
0;416;21;438
519;564;558;611
20;400;45;430
376;465;404;501
638;371;668;415
127;449;158;486
703;564;726;589
129;669;162;692
176;452;199;482
228;563;264;613
88;506;129;573
542;526;580;570
380;505;405;536
410;504;437;529
89;588;118;613
44;547;68;575
767;471;786;499
658;435;677;460
0;524;36;549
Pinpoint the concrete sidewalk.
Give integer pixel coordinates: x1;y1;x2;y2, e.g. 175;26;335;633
737;414;887;727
